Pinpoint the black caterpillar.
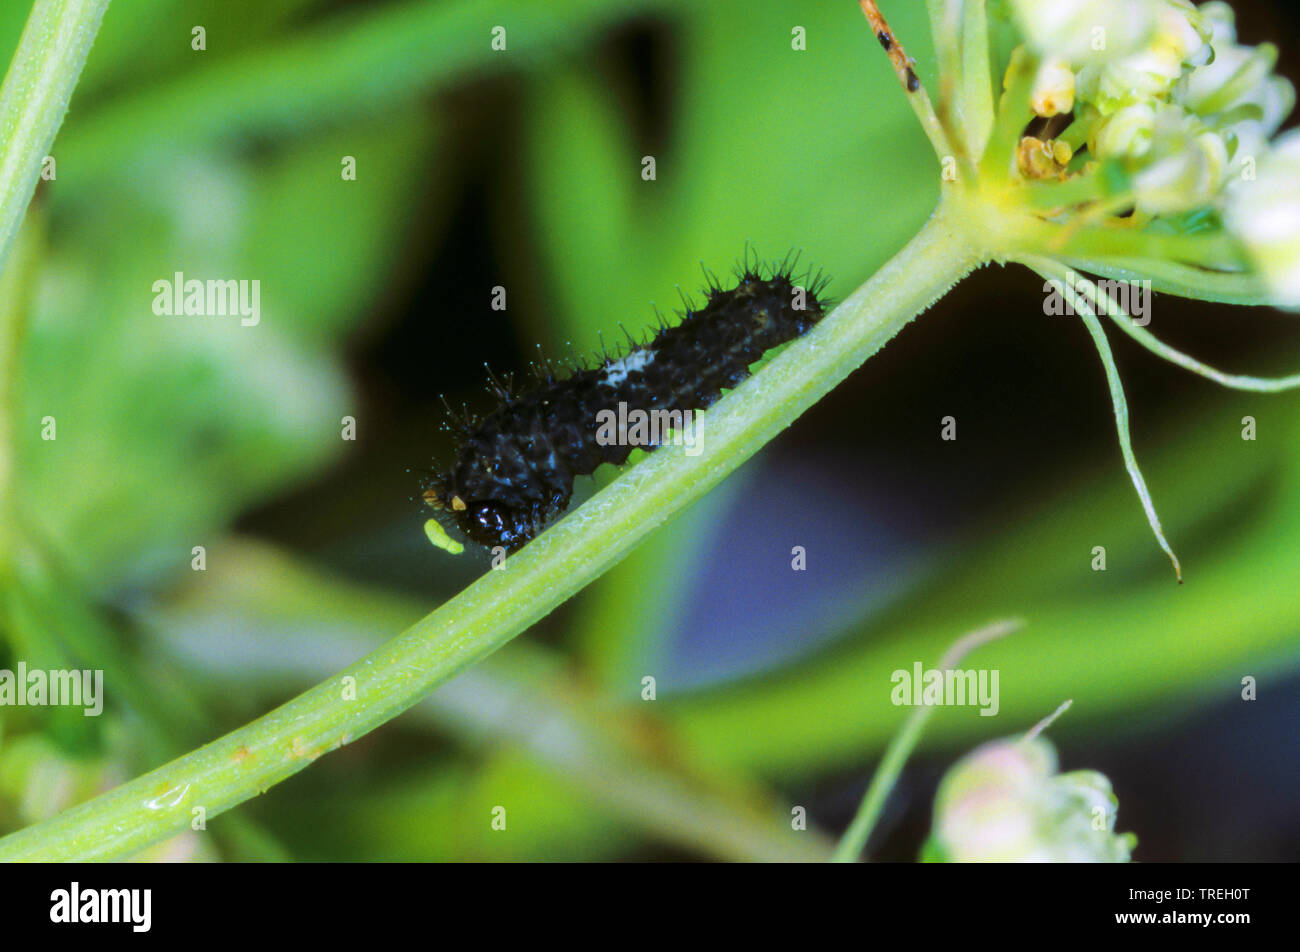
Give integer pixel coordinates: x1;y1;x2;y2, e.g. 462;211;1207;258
422;256;830;552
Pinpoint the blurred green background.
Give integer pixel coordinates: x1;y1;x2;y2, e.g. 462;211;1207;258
0;0;1298;861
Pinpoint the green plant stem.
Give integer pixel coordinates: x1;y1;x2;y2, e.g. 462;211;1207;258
159;536;837;861
0;0;109;269
0;219;38;570
979;48;1034;181
0;0;109;567
1021;699;1073;744
1059;255;1266;306
957;0;993;161
829;618;1021;863
927;0;961;87
1077;272;1300;392
1026;255;1183;582
859;0;956;162
1025;219;1247;271
0;200;984;861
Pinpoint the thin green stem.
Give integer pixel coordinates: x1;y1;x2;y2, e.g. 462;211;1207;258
1026;219;1247;271
1020;174;1112;210
927;0;961;85
1080;273;1300;392
979;47;1035;181
1021;699;1073;744
956;0;994;160
1025;255;1183;582
926;0;962;153
0;202;984;861
830;618;1022;863
0;218;39;570
165;537;837;862
859;1;957;163
1059;116;1094;152
0;0;110;270
1059;255;1267;306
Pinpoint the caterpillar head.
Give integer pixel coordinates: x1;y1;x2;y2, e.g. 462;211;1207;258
423;484;536;552
459;499;536;551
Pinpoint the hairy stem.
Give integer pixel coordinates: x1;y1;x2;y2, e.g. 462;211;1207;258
0;201;984;861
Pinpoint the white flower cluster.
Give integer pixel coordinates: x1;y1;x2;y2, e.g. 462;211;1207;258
925;736;1135;863
1011;0;1299;306
1226;131;1300;305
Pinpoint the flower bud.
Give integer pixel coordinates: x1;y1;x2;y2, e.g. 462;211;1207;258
923;736;1136;863
1092;102;1157;159
1131;117;1230;214
1074;1;1210;114
1183;2;1295;161
1009;0;1163;66
1031;58;1076;116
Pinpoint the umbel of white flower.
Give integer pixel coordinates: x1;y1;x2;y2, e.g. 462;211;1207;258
1008;0;1300;307
921;736;1136;863
852;0;1300;580
1225;129;1300;304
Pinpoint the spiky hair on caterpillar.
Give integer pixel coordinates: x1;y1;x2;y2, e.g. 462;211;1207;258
420;253;832;554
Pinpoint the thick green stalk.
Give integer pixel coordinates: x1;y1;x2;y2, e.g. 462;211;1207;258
0;200;983;861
